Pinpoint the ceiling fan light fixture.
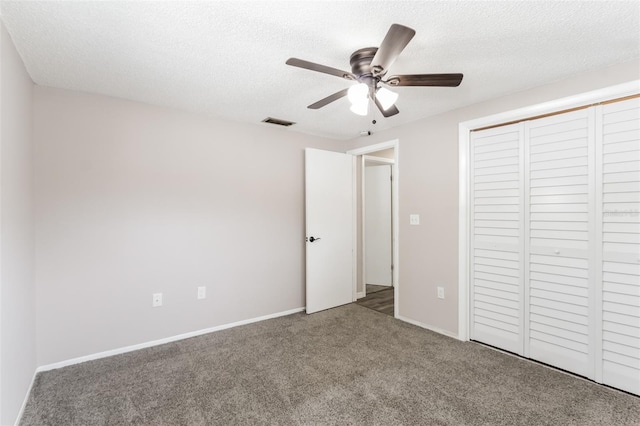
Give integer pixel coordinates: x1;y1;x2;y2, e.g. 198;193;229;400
376;87;399;111
350;101;369;116
286;24;462;119
347;83;369;106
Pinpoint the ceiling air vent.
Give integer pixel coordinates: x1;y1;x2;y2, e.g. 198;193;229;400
262;117;296;127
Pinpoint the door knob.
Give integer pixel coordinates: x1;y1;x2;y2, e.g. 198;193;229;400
307;236;321;242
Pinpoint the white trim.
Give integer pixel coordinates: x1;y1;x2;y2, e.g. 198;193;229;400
356;291;365;299
14;370;37;426
457;124;470;341
363;155;394;165
521;121;530;358
36;307;305;372
461;80;640;131
351;154;358;302
361;155;366;297
393;144;399;318
348;140;397;156
347;140;399;317
593;104;604;383
457;80;640;343
586;106;598;381
397;315;459;340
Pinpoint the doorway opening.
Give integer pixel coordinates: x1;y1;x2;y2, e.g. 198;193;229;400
347;140;399;317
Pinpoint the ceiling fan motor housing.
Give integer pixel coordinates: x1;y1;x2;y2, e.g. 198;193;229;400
349;47;379;77
350;47;382;96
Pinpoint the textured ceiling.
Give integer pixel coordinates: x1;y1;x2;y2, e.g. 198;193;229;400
1;1;639;140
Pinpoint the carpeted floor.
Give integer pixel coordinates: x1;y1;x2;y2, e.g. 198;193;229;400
21;304;640;425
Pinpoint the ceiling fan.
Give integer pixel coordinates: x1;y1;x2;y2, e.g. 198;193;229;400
286;24;463;118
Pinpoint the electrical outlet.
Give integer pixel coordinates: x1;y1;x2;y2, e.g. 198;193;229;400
437;287;445;299
409;214;420;225
197;286;206;300
153;293;163;307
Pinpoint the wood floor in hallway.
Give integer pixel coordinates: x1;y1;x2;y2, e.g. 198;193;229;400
355;284;394;316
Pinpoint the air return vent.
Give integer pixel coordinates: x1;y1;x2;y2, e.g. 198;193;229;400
262;117;296;127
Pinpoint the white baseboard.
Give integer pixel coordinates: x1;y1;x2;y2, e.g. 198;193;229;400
396;315;460;340
15;369;37;426
37;307;305;373
356;291;365;299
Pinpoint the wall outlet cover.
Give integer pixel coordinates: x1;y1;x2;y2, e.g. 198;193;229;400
153;293;163;307
410;214;420;225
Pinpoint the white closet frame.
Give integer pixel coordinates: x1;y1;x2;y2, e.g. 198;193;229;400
458;80;640;343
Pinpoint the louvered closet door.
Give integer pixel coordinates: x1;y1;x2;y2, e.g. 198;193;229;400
598;98;640;395
526;109;594;378
470;123;524;355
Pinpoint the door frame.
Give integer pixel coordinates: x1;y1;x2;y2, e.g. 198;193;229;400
457;80;640;342
362;155;394;295
347;140;400;317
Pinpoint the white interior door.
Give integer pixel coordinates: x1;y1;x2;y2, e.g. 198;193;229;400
469;123;524;355
526;108;594;378
365;164;392;286
305;148;354;314
598;98;640;395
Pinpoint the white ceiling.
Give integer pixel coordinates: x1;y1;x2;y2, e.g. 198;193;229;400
1;1;638;140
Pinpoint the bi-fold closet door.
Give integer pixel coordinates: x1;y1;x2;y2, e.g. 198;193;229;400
470;97;640;396
598;98;640;395
525;108;595;378
469;123;525;356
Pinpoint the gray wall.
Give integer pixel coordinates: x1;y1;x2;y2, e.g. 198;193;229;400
0;23;36;425
33;60;640;366
33;87;340;366
4;29;639;424
344;60;640;335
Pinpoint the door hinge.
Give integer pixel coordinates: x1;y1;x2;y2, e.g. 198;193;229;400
391;264;394;270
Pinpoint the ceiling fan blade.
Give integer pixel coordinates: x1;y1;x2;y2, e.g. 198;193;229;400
385;73;464;87
374;97;399;117
286;58;355;80
307;88;349;109
370;24;416;75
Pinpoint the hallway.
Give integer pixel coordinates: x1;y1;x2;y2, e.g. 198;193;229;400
355;285;394;316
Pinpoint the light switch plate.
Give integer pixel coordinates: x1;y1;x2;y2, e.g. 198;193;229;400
437;287;445;299
197;286;206;299
410;214;420;225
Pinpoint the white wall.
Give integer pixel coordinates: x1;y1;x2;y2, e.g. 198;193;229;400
33;87;339;366
368;148;394;159
344;60;640;336
0;22;35;425
364;164;392;286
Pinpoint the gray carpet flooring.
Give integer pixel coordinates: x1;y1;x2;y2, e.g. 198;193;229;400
21;304;640;425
